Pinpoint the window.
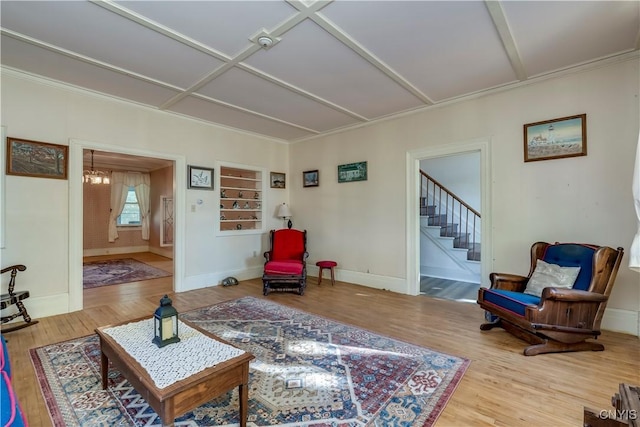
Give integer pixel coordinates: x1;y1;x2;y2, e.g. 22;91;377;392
117;187;141;226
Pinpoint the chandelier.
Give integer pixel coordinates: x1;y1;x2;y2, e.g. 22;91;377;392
83;150;110;184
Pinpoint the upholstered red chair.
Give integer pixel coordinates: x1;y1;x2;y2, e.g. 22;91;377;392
262;229;308;295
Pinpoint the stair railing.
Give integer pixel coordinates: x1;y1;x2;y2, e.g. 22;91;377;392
420;170;481;258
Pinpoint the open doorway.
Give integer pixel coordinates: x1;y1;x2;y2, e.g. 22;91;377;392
68;140;186;313
81;149;175;307
419;152;481;302
406;138;492;298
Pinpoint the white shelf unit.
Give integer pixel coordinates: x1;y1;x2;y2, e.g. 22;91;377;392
218;163;265;233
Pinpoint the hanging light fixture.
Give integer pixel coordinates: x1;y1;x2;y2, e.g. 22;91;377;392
83;150;110;184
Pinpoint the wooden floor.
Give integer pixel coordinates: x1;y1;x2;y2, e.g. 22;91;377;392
4;253;640;426
420;276;480;302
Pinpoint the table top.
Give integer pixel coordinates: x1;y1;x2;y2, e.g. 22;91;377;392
95;316;254;397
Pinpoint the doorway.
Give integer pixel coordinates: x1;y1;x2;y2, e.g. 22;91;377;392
406;138;492;297
68;140;186;312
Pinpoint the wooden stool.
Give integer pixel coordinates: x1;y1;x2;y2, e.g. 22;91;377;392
316;261;337;286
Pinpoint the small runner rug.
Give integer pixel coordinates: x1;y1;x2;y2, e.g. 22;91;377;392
30;296;470;426
82;258;171;289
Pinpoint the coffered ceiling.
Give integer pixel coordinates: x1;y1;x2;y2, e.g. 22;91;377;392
2;1;639;143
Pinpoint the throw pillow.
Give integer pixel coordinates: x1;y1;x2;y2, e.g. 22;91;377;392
523;259;581;297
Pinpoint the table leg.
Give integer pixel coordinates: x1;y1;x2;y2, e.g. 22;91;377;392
239;382;248;427
100;350;108;389
317;267;323;285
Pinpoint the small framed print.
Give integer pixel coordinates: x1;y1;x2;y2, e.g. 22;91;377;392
188;165;214;190
303;170;319;187
270;172;286;189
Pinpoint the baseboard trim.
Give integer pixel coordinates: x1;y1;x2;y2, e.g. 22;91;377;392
83;246;149;257
421;266;481;284
601;308;639;336
306;265;407;294
180;266;263;292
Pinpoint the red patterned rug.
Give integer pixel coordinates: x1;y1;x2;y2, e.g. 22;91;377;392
31;296;470;426
82;258;171;289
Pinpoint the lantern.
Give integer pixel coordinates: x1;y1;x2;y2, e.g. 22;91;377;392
152;294;180;347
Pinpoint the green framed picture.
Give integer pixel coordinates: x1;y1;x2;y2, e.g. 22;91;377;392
338;161;367;183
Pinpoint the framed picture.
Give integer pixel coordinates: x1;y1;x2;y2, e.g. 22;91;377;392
188;165;214;190
270;172;286;189
303;170;319;187
6;137;68;179
524;114;587;162
338;161;367;183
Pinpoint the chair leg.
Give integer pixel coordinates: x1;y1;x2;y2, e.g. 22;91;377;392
2;301;38;332
317;268;323;285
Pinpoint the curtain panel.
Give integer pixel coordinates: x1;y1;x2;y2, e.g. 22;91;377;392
108;172;151;242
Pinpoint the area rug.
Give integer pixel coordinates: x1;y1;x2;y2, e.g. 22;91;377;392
82;258;171;289
30;296;470;426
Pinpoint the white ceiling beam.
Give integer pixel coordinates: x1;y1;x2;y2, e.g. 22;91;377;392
305;11;434;105
484;0;527;81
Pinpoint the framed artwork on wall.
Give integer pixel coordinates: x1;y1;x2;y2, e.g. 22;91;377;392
303;170;319;187
187;165;214;190
6;137;68;179
338;161;367;183
524;114;587;162
270;172;286;188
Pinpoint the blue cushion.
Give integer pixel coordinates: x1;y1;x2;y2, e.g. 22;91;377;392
482;289;540;317
543;244;596;291
1;334;26;427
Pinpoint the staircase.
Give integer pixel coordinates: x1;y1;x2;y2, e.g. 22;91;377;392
420;170;481;263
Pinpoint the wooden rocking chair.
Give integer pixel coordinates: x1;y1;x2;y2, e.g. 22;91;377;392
1;265;38;332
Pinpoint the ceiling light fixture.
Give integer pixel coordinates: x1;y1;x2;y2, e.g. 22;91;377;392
83;150;110;184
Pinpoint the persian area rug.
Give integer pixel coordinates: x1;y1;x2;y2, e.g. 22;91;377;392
82;258;171;289
30;296;470;426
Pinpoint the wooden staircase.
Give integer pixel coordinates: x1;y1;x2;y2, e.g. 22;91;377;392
420;172;481;262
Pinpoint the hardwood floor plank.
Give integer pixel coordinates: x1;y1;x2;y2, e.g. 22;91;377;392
2;253;638;426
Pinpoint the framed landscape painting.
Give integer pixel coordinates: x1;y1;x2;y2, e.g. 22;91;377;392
6;137;68;179
524;114;587;162
303;170;319;187
338;161;367;183
270;172;286;188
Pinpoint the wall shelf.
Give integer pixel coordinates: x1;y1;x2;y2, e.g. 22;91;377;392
218;164;265;233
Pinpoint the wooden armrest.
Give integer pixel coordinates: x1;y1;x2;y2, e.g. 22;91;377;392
541;288;608;302
1;264;26;275
489;272;528;292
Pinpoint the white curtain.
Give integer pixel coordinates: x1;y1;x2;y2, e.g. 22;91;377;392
108;171;128;242
108;172;151;242
631;131;640;272
130;173;151;240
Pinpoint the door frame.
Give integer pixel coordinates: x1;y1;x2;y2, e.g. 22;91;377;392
406;137;492;296
68;139;186;312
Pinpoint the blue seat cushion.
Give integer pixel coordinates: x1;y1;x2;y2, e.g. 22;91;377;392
1;334;26;427
542;244;596;291
483;289;540;317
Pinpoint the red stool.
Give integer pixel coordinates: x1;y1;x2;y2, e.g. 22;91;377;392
316;261;337;286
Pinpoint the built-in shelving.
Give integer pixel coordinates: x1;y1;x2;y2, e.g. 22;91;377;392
219;164;264;233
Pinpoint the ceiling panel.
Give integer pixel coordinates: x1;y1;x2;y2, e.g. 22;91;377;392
1;0;637;143
168;95;313;141
1;35;181;107
321;1;518;101
244;19;424;119
196;67;360;132
503;1;640;77
116;0;298;58
1;1;223;88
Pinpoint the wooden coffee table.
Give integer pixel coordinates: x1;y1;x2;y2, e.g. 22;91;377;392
95;317;254;427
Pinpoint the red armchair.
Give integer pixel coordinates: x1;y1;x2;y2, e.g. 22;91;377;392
262;229;308;295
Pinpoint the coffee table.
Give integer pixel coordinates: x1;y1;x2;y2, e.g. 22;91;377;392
95;316;254;427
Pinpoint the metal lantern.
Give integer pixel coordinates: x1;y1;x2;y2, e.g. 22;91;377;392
152;294;180;348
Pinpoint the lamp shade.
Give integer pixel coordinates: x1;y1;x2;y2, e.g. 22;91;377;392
277;203;292;218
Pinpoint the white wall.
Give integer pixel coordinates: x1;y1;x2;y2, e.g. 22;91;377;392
420;152;481;212
2;57;639;335
0;70;289;318
290;57;640;334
